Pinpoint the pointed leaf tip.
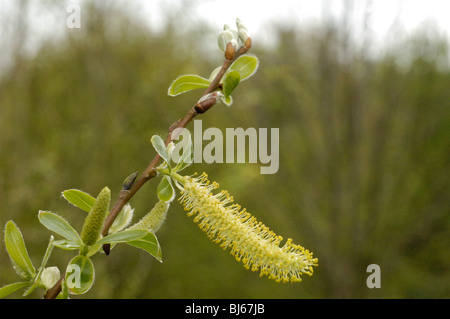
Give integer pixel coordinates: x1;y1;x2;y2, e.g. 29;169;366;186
223;70;240;98
62;189;96;213
38;211;82;244
151;135;170;164
230;54;259;81
4;221;36;280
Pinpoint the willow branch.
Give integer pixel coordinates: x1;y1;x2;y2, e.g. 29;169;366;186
44;39;251;300
101;40;251;248
44;274;64;299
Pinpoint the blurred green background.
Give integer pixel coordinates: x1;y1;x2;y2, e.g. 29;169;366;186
0;1;449;298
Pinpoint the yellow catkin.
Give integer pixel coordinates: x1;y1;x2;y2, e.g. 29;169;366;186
127;200;169;233
80;187;110;246
178;173;318;283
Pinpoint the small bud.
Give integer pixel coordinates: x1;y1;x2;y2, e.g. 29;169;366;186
195;92;224;114
236;18;244;29
41;266;61;290
236;18;248;34
238;28;249;44
122;171;139;191
218;30;235;52
225;41;236;60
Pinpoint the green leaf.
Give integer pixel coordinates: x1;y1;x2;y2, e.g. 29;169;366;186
109;204;134;233
168;74;210;97
151;135;170;164
0;282;30;298
65;255;95;295
62;189;96;213
222;95;233;107
218;29;235;52
173;135;193;172
53;239;83;251
39;236;56;270
127;232;162;262
95;229;148;246
38;211;82;243
4;221;36;280
157;176;174;202
230;54;259;81
223;70;241;98
86;244;102;257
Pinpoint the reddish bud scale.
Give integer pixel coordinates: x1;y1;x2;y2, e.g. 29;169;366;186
225;42;236;60
245;37;252;49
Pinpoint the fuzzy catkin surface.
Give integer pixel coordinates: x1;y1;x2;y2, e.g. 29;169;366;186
80;187;110;246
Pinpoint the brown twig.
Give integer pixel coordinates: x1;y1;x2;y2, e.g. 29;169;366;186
44;274;64;299
101;41;251;251
44;40;251;299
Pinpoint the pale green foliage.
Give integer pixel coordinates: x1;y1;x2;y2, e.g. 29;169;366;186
4;221;36;280
61;189;96;213
1;224;56;297
223;70;240;98
1;188;162;298
168;74;210;97
167;18;258;107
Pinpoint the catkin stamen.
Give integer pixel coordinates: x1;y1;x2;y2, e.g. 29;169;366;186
178;173;318;283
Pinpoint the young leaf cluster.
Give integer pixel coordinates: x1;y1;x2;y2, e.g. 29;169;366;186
167;18;259;106
150;134;193;198
1;187;162;298
0;222;57;298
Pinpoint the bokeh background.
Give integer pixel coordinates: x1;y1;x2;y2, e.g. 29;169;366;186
0;0;449;298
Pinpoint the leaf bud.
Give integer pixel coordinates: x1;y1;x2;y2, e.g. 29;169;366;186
225;41;236;60
238;28;249;44
122;171;139;191
195;92;224;114
218;30;235;52
41;266;61;290
236;18;245;29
